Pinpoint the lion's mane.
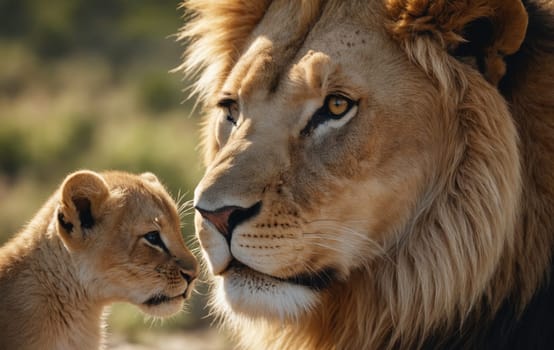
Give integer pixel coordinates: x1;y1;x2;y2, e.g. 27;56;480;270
179;0;554;348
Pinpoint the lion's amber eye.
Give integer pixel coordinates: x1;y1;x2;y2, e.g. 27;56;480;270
327;95;349;116
300;94;357;136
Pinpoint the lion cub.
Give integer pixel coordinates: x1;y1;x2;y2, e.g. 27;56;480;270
0;170;198;350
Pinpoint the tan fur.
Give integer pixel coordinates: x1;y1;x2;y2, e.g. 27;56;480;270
0;170;198;350
181;0;554;349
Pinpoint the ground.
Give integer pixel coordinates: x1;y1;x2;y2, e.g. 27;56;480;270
108;328;232;350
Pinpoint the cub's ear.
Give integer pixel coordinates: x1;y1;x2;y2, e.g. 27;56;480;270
56;170;109;251
386;0;528;85
140;172;161;184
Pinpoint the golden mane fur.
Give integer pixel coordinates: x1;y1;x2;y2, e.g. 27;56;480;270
180;0;554;348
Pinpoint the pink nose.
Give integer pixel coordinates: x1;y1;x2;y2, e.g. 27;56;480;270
196;206;236;237
195;202;262;240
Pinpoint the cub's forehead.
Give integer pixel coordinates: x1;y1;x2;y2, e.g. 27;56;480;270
118;188;181;229
100;178;179;221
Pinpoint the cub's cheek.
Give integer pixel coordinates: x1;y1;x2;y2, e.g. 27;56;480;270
195;214;232;275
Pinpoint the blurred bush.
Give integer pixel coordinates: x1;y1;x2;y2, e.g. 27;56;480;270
0;0;220;345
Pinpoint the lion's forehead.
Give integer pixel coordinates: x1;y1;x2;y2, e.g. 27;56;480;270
223;6;388;111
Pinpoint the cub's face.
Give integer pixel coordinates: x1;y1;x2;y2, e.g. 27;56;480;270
57;171;198;317
193;3;445;320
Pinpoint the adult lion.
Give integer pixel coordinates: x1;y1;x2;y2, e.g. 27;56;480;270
179;0;554;348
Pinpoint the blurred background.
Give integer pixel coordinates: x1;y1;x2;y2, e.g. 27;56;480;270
0;0;231;348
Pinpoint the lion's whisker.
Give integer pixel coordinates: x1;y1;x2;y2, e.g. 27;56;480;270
303;222;394;265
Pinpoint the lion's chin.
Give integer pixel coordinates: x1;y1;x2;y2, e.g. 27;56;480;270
214;262;322;321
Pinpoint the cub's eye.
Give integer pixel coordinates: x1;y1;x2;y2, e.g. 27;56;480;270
143;230;168;253
301;94;357;136
218;98;238;126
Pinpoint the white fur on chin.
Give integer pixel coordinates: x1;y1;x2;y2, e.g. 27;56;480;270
214;268;320;322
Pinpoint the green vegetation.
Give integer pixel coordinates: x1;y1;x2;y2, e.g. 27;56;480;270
0;0;222;346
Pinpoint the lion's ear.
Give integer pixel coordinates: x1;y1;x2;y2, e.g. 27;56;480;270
386;0;528;85
57;170;109;251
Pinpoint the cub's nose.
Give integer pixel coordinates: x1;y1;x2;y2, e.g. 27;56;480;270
176;258;198;284
195;202;262;240
180;269;195;284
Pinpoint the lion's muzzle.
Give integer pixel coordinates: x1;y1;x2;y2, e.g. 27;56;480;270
195;202;262;242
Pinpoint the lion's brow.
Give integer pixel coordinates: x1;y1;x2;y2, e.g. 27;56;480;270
248;2;327;95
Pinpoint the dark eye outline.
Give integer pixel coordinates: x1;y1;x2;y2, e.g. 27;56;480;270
143;230;169;254
300;94;357;136
217;98;238;126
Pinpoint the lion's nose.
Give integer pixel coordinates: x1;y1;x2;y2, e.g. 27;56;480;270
195;202;262;240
